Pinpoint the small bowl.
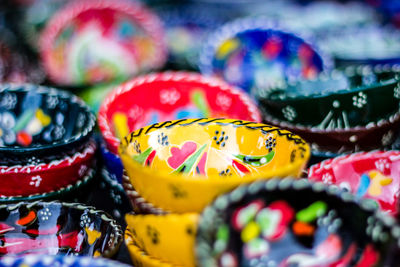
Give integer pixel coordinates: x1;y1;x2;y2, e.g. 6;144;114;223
125;178;400;266
199;17;330;93
0;139;97;197
99;71;261;155
0;201;123;257
308;150;400;216
261;107;400;154
119;118;310;213
39;0;167;86
0;84;95;165
257;65;400;127
0;255;131;267
0;165;96;204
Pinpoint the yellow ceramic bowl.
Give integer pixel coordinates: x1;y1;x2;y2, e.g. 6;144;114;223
119;118;310;212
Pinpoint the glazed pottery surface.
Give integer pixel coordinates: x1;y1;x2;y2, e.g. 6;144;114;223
99;71;261;156
124;179;400;267
308;150;400;216
119;118;310;212
0;255;131;267
0;84;95;163
199;17;328;92
257;65;400;128
39;0;167;85
0;202;122;257
0;139;96;197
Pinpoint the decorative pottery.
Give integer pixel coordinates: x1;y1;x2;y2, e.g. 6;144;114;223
257;65;400;127
125;178;400;267
39;0;167;86
0;139;96;197
0;84;95;165
319;25;400;67
308;150;400;216
199;17;329;93
0;201;123;257
98;71;262;182
261;108;400;155
119;118;310;212
100;141;124;183
0;255;131;267
0;165;96;204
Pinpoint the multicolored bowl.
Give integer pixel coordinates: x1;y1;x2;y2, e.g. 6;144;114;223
0;139;96;197
119;118;310;213
0;201;123;257
199;17;330;93
0;255;131;267
125;178;400;266
99;72;261;182
39;0;167;86
308;150;400;216
257;65;400;128
0;84;95;165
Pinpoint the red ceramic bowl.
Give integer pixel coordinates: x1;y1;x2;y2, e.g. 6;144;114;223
0;139;96;197
308;150;400;216
39;0;167;86
98;71;262;155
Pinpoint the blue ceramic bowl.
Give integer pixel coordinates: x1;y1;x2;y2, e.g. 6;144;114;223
199;17;331;93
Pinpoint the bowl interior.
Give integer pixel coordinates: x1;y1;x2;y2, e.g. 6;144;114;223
209;29;324;90
106;79;259;142
309;151;400;215
44;1;159;84
120;120;308;178
197;182;393;266
0;87;92;149
0;202;120;256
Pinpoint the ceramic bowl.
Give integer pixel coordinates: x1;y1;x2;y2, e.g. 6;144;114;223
125;178;400;266
0;84;95;165
119;118;310;213
0;139;96;197
257;65;400;127
308;150;400;216
99;71;262;182
261;107;400;155
39;0;167;86
199;17;330;93
0;201;122;257
0;255;130;267
0;165;96;204
319;25;400;67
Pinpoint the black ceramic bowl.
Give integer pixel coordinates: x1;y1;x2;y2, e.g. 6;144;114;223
0;84;95;165
196;178;400;266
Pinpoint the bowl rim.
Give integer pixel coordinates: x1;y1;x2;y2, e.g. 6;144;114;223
39;0;167;86
195;177;400;266
0;83;96;154
0;200;123;258
99;71;262;154
0;138;96;175
256;64;400;102
119;118;311;183
198;16;333;77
